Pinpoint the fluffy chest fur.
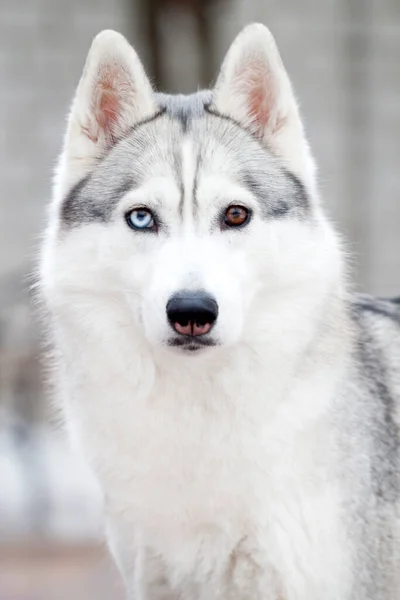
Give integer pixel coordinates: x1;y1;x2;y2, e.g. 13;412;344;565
57;306;351;599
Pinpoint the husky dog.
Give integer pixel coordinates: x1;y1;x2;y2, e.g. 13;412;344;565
40;23;400;600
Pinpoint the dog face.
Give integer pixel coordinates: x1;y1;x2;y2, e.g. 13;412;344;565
42;26;342;355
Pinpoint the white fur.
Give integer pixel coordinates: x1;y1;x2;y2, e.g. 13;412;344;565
41;24;360;600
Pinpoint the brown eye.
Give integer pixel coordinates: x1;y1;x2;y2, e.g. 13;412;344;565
223;205;251;229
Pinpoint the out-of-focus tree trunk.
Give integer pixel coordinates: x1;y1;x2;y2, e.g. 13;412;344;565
138;0;224;90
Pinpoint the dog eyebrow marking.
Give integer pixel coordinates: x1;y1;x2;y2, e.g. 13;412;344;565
61;174;93;225
61;174;135;226
241;168;310;220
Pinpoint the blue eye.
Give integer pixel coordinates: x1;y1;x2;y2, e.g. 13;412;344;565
126;208;155;231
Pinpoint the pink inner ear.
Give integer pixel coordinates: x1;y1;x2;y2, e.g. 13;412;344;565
91;64;128;145
98;88;119;144
244;64;284;137
248;77;271;136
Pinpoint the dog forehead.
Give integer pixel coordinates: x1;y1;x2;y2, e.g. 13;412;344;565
138;94;262;178
60;91;309;226
132;96;307;216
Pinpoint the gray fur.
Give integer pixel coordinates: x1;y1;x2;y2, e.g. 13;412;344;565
335;295;400;598
60;91;310;227
354;294;400;325
61;172;134;225
156;91;213;130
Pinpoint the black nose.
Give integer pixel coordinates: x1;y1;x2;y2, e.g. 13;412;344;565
166;291;218;337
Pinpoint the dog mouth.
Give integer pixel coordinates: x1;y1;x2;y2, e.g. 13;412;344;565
167;337;217;352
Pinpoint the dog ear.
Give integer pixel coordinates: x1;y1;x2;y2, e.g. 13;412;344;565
211;24;315;187
61;30;156;190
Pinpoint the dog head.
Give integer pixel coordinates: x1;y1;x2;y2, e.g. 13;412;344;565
42;25;343;356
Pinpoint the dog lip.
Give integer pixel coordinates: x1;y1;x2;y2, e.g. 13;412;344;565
167;337;217;350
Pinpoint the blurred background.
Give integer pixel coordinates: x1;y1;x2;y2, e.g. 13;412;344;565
0;0;399;598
